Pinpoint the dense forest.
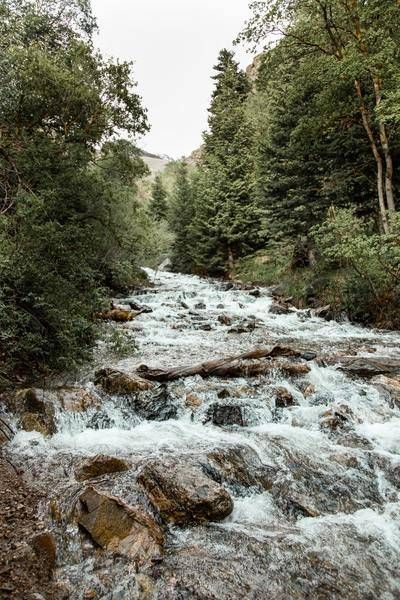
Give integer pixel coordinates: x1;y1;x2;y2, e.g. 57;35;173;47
1;0;400;389
164;0;400;329
0;0;167;386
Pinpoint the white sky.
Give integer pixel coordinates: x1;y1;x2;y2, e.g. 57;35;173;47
91;0;253;158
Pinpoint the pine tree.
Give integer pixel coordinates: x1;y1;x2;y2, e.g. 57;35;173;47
192;49;263;277
169;162;195;273
149;174;168;221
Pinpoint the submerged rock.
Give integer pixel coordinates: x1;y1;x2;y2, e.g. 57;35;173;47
95;368;154;394
206;403;245;427
138;458;233;524
135;385;178;421
74;455;130;481
78;487;164;565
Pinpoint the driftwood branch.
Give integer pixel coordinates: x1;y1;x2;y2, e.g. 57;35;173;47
136;346;311;382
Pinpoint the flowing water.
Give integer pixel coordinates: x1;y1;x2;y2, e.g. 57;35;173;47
5;269;400;599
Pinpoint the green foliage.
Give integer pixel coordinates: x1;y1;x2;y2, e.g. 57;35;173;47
312;209;400;325
0;0;150;385
169;162;195;273
149;174;168;221
170;49;264;277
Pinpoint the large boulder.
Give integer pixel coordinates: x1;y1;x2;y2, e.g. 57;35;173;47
95;368;154;395
78;487;164;565
137;458;233;524
74;455;130;481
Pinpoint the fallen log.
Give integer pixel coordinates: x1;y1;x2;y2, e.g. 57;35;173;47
136;346;310;382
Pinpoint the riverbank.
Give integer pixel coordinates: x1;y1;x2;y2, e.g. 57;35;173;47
236;250;400;330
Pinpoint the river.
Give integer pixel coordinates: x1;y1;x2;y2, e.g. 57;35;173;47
6;268;400;599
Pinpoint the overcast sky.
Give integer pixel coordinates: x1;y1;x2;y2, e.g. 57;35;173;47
91;0;253;158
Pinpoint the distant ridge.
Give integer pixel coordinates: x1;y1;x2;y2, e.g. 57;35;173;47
139;149;172;174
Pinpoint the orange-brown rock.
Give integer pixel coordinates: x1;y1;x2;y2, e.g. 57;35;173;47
275;387;296;408
74;455;130;481
96;309;141;322
138;458;233;524
371;375;400;407
78;487;164;565
94;368;154;395
185;393;202;408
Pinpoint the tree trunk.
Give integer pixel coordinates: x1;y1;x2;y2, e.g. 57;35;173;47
227;246;235;280
354;79;390;234
136;345;308;382
372;76;396;214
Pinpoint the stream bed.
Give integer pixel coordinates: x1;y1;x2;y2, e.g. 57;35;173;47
4;269;400;599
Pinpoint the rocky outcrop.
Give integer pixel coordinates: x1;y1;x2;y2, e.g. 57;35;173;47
138;458;233;524
74;455;130;481
78;487;164;565
95;368;154;394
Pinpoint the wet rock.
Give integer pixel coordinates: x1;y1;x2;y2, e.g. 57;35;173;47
275;387;297;408
14;389;56;435
371;375;400;407
135;385;178;421
20;413;56;436
128;301;153;313
279;362;311;377
217;314;233;326
216;303;225;309
270;441;382;518
57;387;100;412
205;446;277;493
314;304;333;320
302;383;316;398
95;368;154;395
334;431;373;450
194;302;206;310
198;323;212;331
30;532;57;571
248;289;261;298
206;403;245;427
217;388;231;399
78;487;164;564
269;303;290;315
185;393;202;408
320;405;354;430
228;319;256;334
338;357;400;378
75;455;130;481
138;458;233;524
179;300;190;309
